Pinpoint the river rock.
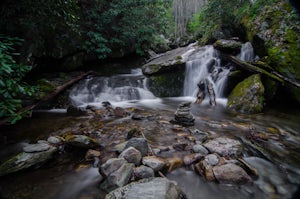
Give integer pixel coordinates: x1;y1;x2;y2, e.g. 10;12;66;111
100;158;128;178
0;146;57;176
203;137;243;158
65;134;99;149
165;157;183;172
192;144;209;155
227;74;265;114
125;138;148;157
142;156;166;171
195;161;215;181
100;162;134;192
171;102;195;126
23;142;50;153
119;147;142;166
172;142;188;151
204;154;219;166
134;165;155;180
183;153;204;166
47;136;64;145
213;39;242;55
85;149;101;161
105;177;186;199
213;163;252;185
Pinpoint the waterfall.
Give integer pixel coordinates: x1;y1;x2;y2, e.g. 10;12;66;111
183;45;230;99
239;42;255;62
69;69;156;107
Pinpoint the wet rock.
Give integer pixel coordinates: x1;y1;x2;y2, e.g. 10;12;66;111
165;157;183;172
213;163;252;185
171;102;195;126
192;144;209;155
213;39;242;55
183;153;204;166
203;137;243;158
100;158;128;178
23;142;50;153
172;143;188;151
125;138;148;157
134;165;155;180
204;154;219;166
195;161;215;181
47;136;64;145
65;134;99;149
100;162;134;192
105;177;186;199
0;146;57;176
142;156;166;172
227;74;265;114
85;149;101;161
119;147;142;166
237;158;258;177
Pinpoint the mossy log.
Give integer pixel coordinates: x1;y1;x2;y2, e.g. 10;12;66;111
0;71;94;126
228;55;300;88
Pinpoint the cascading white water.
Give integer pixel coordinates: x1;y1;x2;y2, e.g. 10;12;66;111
239;42;255;62
183;45;230;99
69;69;156;107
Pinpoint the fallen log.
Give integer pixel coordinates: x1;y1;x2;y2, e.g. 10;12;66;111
228;55;300;89
228;55;283;83
206;79;216;106
0;70;94;126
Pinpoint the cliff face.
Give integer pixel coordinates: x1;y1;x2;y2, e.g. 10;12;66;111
242;0;300;101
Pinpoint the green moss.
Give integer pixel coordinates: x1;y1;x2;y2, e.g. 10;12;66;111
37;79;56;92
227;74;265;113
176;56;182;60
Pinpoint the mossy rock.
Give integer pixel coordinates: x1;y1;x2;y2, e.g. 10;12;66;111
241;1;300;103
227;74;265;114
65;134;99;149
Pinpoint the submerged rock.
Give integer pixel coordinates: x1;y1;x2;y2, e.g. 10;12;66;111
65;134;99;149
105;177;186;199
203;137;243;158
227;74;265;114
0;145;57;176
213;163;252;185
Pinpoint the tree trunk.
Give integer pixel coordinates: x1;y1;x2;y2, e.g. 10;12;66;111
206;79;216;106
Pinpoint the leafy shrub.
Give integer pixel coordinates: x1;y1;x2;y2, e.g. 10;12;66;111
0;36;35;123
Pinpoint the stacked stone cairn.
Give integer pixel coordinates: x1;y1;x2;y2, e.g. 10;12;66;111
171;102;195;126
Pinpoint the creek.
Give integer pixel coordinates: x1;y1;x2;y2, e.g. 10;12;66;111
0;45;300;199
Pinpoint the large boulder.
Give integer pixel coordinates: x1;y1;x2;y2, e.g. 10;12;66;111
213;39;242;55
105;177;186;199
0;144;57;176
142;44;197;76
227;74;265;114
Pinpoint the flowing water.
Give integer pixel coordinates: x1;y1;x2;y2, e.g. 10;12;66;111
1;44;300;199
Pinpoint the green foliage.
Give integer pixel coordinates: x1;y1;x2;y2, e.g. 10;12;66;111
187;0;248;44
81;0;171;58
0;36;35;123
